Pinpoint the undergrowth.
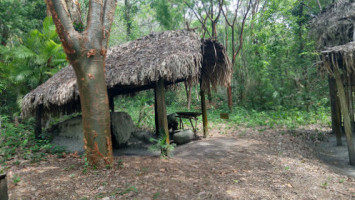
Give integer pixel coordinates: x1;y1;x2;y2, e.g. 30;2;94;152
0;115;66;171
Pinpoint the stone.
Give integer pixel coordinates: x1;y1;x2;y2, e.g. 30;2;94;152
50;115;84;153
111;112;137;146
168;113;178;131
173;129;194;145
48;112;137;152
131;130;154;143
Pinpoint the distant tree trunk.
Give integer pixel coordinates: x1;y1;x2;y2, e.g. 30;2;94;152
46;0;117;167
0;22;9;46
333;68;355;166
328;76;342;146
184;81;192;110
124;0;132;40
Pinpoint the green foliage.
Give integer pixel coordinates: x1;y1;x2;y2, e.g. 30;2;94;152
0;0;46;46
0;115;66;165
151;0;184;30
12;175;21;185
0;17;67;115
149;134;176;158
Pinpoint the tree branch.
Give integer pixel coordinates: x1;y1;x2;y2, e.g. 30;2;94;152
87;0;104;47
102;0;117;48
233;0;252;60
45;0;80;56
184;0;211;37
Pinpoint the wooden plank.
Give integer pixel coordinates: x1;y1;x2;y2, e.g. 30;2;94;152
328;76;342;146
334;68;355;165
154;79;169;143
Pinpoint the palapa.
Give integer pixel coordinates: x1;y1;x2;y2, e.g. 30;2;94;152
21;30;231;119
310;1;355;49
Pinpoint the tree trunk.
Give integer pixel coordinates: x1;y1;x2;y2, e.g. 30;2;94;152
46;0;117;167
124;0;132;40
154;79;169;143
334;68;355;165
200;81;208;138
73;56;113;167
347;74;354;129
184;81;192;110
227;83;233;110
328;76;342;146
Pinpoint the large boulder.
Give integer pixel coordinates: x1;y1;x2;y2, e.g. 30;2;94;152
173;129;194;145
50;115;84;153
111;112;137;146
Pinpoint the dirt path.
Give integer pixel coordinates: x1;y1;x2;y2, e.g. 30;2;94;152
6;126;355;199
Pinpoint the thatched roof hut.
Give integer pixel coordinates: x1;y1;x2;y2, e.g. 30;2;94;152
21;30;231;119
313;1;355;165
310;1;355;49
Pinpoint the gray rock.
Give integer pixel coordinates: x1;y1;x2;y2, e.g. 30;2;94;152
173;129;194;145
168;113;178;131
50;115;84;153
111;112;137;146
131;130;154;143
49;112;137;152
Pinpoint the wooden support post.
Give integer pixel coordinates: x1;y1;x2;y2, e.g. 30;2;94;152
334;68;355;165
0;174;8;200
328;76;342;146
200;82;208;138
34;104;43;140
154;79;169;143
109;95;114;112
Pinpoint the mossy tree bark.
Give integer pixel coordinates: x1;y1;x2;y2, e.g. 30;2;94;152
154;79;170;156
200;80;208;138
45;0;117;167
328;76;342;146
333;68;355;165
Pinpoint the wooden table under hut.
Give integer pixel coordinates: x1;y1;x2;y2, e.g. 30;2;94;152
21;30;232;148
311;1;355;166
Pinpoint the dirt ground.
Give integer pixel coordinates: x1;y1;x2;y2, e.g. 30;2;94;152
6;124;355;200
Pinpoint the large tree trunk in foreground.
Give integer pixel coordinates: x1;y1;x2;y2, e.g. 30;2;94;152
46;0;116;167
73;55;113;165
333;68;355;166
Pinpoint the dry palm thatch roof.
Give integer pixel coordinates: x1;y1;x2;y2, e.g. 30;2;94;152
321;42;355;75
21;30;231;118
310;1;355;49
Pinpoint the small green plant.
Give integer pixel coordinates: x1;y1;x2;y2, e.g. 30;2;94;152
321;181;328;188
339;178;345;183
149;134;176;158
12;175;21;185
153;192;160;199
82;157;89;174
284;166;290;171
117;159;123;168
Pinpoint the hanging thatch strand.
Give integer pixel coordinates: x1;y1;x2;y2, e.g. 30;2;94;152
310;1;355;49
321;41;355;75
21;30;231;119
